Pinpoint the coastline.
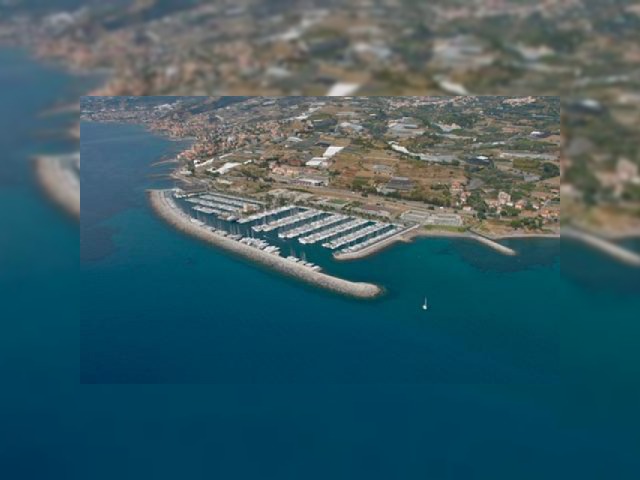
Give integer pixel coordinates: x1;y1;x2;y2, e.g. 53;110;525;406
335;226;521;260
148;189;382;299
33;155;80;219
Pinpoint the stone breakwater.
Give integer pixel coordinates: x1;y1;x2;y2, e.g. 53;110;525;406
33;155;80;219
563;227;640;266
468;233;517;256
148;190;382;299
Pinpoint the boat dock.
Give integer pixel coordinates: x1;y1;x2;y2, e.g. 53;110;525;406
323;223;393;250
202;192;264;208
333;224;418;260
192;205;227;216
299;219;370;245
179;190;265;220
185;197;239;213
238;206;296;224
278;214;349;239
335;225;404;254
254;209;325;233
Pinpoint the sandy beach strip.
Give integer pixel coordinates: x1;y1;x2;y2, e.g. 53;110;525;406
148;189;382;299
33;155;80;219
562;227;640;266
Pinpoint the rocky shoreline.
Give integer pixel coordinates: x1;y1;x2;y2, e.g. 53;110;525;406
148;189;382;299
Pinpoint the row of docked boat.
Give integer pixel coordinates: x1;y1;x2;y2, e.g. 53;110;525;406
186;197;239;213
192;205;227;216
237;205;296;224
335;225;405;254
323;222;392;250
238;236;281;256
278;213;349;240
298;218;370;245
201;192;263;209
200;194;249;209
285;255;321;271
253;208;324;233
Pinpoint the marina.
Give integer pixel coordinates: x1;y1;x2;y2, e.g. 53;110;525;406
172;188;522;274
150;189;379;298
165;188;434;277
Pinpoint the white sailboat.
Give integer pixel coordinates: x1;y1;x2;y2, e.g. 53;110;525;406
422;296;428;311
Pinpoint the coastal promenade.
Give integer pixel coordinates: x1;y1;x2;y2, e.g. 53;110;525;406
149;190;382;299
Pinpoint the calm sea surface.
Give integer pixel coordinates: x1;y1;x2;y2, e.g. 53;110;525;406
78;120;640;475
2;48;639;478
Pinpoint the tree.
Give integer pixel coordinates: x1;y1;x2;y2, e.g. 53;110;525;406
541;162;560;179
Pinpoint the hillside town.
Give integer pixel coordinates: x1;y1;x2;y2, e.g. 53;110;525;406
82;96;560;237
3;0;640;236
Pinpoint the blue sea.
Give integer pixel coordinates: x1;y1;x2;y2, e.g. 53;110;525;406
3;48;640;478
81;120;565;384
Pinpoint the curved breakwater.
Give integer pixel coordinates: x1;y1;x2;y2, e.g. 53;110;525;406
469;233;517;256
33;155;80;219
563;227;640;266
148;189;382;299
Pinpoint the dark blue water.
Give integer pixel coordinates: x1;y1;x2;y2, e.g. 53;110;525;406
3;47;640;478
0;48;81;476
77;120;640;476
0;48;79;382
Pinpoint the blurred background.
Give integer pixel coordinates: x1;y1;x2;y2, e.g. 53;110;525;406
1;0;639;477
